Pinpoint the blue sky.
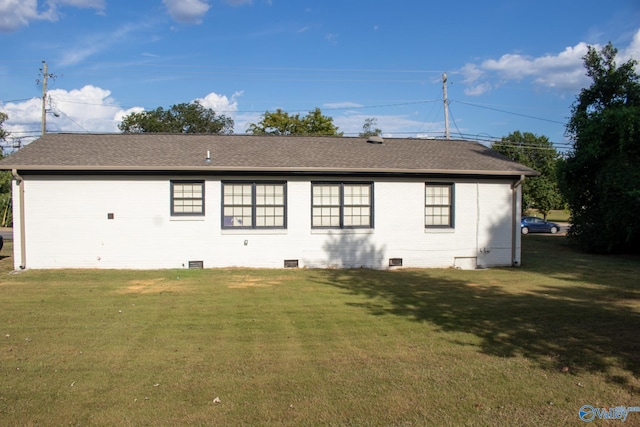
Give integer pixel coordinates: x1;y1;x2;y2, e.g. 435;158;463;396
1;0;639;150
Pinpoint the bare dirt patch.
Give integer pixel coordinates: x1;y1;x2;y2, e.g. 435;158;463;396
227;275;287;289
118;278;189;294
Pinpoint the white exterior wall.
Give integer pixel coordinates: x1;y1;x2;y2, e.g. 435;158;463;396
13;175;521;270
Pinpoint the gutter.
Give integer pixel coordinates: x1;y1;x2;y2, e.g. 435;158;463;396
0;164;538;177
11;169;26;270
511;175;525;266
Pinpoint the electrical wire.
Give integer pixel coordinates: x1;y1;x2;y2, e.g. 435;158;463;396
453;100;567;126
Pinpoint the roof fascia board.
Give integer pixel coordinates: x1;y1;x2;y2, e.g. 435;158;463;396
11;168;539;179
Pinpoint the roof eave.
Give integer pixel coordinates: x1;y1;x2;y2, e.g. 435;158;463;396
0;164;540;177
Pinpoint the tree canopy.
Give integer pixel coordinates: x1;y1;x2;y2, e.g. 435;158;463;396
560;42;640;253
247;108;342;136
0;112;9;168
0;112;8;142
119;102;234;134
359;118;382;138
492;131;563;219
0;112;12;226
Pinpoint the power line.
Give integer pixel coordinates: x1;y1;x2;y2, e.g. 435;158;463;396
51;61;447;74
453;100;567;126
54;109;91;133
51;97;440;114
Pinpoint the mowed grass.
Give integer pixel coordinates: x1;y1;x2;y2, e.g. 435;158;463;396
525;209;570;223
0;237;639;426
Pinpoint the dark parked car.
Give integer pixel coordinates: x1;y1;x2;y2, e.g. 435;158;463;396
521;216;560;235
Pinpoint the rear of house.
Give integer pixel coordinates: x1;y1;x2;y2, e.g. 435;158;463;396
0;134;537;270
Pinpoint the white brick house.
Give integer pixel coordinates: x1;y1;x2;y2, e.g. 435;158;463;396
0;134;537;270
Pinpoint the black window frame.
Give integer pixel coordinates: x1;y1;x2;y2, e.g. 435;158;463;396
221;181;287;230
171;180;205;216
425;182;454;228
311;182;374;229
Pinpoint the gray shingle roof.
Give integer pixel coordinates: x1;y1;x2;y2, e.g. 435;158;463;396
0;133;538;176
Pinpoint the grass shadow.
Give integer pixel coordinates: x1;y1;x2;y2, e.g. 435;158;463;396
314;235;640;391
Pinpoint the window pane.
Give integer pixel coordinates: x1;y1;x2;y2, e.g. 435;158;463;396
223;182;285;228
254;184;285;228
425;184;452;227
312;183;372;228
172;182;204;215
344;184;371;227
323;185;340;204
312;206;340;227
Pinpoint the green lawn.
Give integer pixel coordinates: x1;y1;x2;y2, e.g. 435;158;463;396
526;209;570;222
0;238;639;426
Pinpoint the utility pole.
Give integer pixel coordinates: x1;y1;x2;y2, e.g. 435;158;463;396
39;60;57;136
41;61;49;135
442;72;450;139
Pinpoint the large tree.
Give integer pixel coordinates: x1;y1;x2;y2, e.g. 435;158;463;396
119;101;234;134
492;131;563;219
0;112;11;190
0;112;8;142
247;108;342;136
359;118;382;138
0;112;12;226
560;42;640;253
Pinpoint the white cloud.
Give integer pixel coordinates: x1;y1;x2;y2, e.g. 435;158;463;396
194;91;259;133
459;29;640;96
325;33;339;44
1;85;142;145
2;86;444;142
0;0;104;32
322;102;364;109
333;112;441;137
235;111;263;134
59;0;105;6
194;91;241;115
464;83;492;97
1;88;251;146
58;22;138;65
622;29;640;63
224;0;252;5
0;0;54;32
163;0;210;24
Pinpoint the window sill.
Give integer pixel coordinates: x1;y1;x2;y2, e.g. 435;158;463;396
221;229;288;235
425;227;455;234
311;228;375;235
170;216;206;221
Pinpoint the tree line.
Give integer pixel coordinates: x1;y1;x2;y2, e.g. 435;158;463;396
493;43;639;254
118;104;381;137
1;43;638;254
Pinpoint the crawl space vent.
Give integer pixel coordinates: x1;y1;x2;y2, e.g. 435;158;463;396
388;258;403;267
188;260;204;269
284;259;299;268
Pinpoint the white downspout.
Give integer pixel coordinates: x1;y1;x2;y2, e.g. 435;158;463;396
511;175;525;266
11;169;26;270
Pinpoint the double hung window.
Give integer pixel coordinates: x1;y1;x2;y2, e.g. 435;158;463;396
425;183;454;227
171;181;204;216
312;182;373;228
223;182;286;229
